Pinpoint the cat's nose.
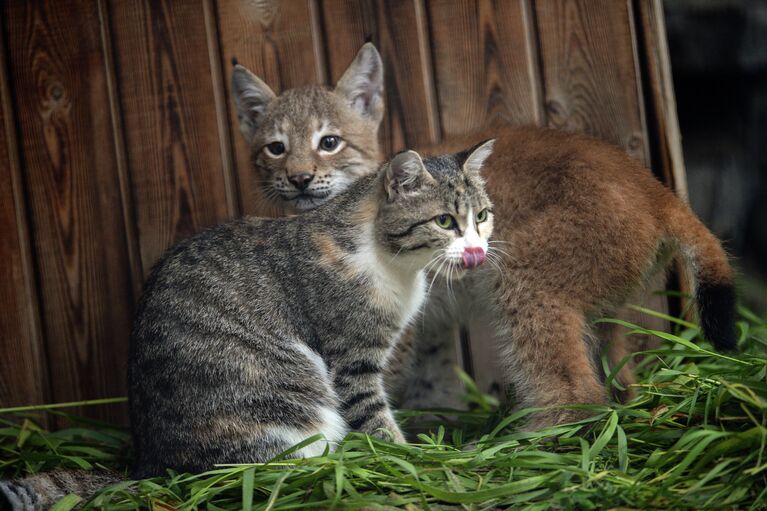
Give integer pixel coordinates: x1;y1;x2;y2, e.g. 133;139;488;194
462;247;485;269
288;174;314;191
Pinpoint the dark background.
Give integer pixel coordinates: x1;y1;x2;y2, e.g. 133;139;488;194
666;0;767;313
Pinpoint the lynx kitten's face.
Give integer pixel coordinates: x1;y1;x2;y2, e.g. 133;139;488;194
252;88;380;211
232;44;384;212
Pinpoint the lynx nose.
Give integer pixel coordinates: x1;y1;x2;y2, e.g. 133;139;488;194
462;247;485;269
288;173;314;191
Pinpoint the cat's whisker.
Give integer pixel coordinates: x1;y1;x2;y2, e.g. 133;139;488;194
486;244;513;257
426;256;449;297
423;258;448;328
487;247;515;263
485;251;508;268
422;250;447;276
445;263;457;303
389;245;406;263
485;254;505;276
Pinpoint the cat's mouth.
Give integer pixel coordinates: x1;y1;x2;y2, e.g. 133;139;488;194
282;190;334;211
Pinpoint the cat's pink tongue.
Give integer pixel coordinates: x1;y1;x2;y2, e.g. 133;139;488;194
462;247;485;269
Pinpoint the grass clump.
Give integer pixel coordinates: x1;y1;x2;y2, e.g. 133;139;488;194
1;306;766;510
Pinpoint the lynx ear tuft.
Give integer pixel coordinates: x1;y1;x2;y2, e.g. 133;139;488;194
384;150;434;200
335;43;384;124
231;64;276;144
463;139;495;175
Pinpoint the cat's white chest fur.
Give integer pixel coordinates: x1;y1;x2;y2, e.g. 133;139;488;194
346;225;427;328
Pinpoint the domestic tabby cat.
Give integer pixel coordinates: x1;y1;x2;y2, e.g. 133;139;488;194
0;144;496;508
0;42;389;511
393;126;736;429
127;142;494;477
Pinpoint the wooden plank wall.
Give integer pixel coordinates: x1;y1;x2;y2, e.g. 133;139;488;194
0;0;685;424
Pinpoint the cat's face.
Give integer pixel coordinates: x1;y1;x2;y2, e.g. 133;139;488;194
377;141;495;279
232;44;383;212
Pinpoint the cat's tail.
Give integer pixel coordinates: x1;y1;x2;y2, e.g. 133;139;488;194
663;196;737;351
0;469;122;510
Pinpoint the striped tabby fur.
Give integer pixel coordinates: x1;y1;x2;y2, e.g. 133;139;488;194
128;145;494;476
0;145;494;510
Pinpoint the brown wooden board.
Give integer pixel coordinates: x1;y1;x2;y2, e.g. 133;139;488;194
533;0;649;164
216;0;324;217
0;23;48;409
636;0;688;200
427;0;543;137
3;0;136;422
320;0;441;154
108;0;235;273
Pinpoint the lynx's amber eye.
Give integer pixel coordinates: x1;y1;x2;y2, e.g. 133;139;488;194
265;141;286;157
435;214;456;229
319;135;341;152
476;208;489;223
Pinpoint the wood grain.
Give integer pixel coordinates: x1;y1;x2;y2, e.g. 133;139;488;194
216;0;323;216
97;0;144;299
320;0;441;154
108;0;234;272
428;0;543;137
0;21;48;408
3;0;135;422
533;0;649;163
636;0;688;200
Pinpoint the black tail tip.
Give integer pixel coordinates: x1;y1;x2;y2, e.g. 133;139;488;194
697;282;737;351
231;56;239;67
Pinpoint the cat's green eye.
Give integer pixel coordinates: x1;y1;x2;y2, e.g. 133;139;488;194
435;214;456;229
476;208;489;223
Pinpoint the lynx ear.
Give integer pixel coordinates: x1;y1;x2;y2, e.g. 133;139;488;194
335;43;384;124
231;64;276;144
463;139;496;175
384;150;434;200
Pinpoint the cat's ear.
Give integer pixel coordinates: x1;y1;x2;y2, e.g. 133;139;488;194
335;43;384;124
384;150;435;200
462;139;496;175
231;64;277;144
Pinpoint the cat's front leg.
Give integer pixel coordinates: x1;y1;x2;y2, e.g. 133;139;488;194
334;361;405;443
